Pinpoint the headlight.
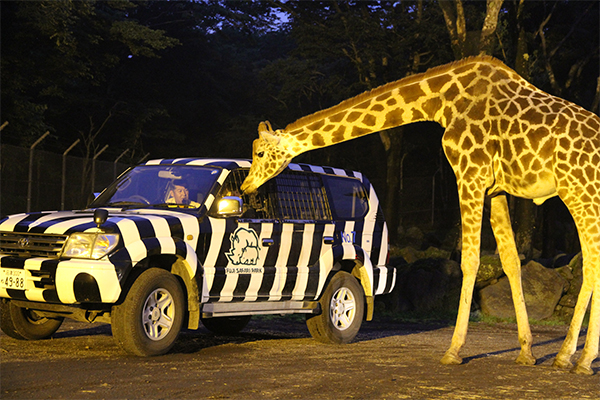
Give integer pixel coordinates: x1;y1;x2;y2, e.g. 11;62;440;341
63;233;120;259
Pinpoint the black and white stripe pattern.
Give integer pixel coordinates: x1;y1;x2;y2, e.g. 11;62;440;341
0;158;395;309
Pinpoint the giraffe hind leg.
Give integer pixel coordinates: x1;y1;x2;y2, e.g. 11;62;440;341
553;205;599;375
490;195;535;365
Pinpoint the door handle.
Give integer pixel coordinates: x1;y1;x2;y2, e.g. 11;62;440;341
262;238;275;247
323;236;334;245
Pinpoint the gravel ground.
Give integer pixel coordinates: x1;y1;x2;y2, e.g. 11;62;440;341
1;316;598;399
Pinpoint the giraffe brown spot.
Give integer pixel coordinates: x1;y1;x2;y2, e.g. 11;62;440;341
470;149;490;166
478;64;493;77
444;119;466;145
362;114;377;127
507;81;520;92
331;126;346;143
467;100;486;121
520;152;534;170
308;120;325;131
323;124;335;132
581;124;596;139
443;106;453;126
514;96;530;110
371;104;385;112
461;136;473;151
575;112;586;122
531;158;542;171
444;147;460;166
381;108;404;130
508;120;521;135
444;83;461;102
556;151;567;162
312;133;325;147
522;108;544;125
586;116;600;131
386;98;397;106
351;126;371;137
457;72;478;89
412;109;425;121
422;97;443;119
465;78;490;97
427;74;453;92
539;137;555;159
499;118;510;132
376;92;391;101
559;137;570;150
355;100;372;109
585;166;595;181
490;69;509;83
400;83;426;103
454;97;472;114
504;101;520;117
329;112;346;123
297;132;309;141
524;172;537;185
471;125;484;144
346;111;362;123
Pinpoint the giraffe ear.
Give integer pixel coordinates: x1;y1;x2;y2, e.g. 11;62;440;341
258;121;280;145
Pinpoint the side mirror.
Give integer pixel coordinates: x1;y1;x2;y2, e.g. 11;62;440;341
94;208;109;228
216;196;243;217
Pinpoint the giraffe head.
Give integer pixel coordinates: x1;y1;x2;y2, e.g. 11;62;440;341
241;121;293;194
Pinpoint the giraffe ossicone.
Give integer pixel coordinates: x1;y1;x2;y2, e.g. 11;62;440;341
241;56;600;375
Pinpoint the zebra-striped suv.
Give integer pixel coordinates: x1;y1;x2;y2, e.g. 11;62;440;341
0;158;395;356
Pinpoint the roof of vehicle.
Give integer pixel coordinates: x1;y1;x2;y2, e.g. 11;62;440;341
140;158;365;180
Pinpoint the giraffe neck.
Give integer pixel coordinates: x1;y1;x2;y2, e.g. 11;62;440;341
279;56;528;157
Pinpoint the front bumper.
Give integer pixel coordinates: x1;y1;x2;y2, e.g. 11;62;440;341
0;255;121;304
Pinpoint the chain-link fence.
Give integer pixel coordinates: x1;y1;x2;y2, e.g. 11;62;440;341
1;144;130;217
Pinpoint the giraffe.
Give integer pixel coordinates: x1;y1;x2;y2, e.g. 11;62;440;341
240;56;600;375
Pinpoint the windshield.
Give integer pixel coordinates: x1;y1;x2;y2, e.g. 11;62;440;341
90;165;221;209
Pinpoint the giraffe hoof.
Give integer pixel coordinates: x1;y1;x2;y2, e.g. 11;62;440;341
440;351;462;365
552;357;573;370
570;363;594;376
515;353;536;366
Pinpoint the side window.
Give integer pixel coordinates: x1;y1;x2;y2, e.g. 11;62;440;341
212;169;276;219
324;176;369;220
273;172;332;221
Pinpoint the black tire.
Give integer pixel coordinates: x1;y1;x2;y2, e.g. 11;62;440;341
201;315;252;335
0;300;64;340
111;268;185;356
306;271;365;344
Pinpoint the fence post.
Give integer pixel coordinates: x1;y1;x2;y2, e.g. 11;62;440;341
91;145;109;195
27;131;50;212
113;148;129;180
61;139;80;209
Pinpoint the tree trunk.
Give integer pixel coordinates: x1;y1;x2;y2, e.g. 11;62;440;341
380;128;403;243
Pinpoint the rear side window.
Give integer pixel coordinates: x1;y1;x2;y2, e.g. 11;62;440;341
274;172;331;221
324;176;369;220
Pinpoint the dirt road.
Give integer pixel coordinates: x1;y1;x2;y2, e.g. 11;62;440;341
1;317;598;399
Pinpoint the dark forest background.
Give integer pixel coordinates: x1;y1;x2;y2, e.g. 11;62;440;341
1;0;599;256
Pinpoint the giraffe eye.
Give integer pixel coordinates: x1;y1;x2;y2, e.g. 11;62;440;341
257;151;265;158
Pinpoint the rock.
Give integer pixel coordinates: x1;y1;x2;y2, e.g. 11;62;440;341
476;255;504;289
478;261;568;320
421;246;451;260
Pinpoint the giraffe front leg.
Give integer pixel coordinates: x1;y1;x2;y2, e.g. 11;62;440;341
441;187;485;365
489;195;535;365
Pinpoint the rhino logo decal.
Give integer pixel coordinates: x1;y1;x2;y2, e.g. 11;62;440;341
226;227;261;266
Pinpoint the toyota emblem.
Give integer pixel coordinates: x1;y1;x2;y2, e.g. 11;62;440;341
17;237;30;248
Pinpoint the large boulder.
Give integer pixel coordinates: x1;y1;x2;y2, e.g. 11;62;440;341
478;260;568;320
476;255;505;289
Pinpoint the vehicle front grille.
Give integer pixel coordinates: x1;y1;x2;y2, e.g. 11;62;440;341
0;232;68;258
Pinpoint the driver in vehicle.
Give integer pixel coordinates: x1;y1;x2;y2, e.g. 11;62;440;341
166;179;200;207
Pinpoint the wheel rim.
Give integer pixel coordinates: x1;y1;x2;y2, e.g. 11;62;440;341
329;286;356;331
142;288;175;341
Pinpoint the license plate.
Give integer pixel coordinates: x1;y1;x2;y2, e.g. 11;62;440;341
0;269;26;290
